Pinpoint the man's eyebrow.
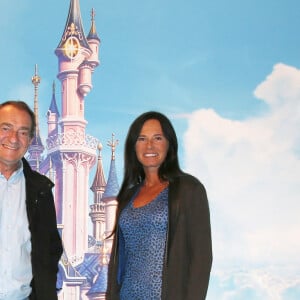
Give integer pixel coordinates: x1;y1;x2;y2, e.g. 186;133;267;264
0;123;30;131
19;126;31;131
0;122;13;127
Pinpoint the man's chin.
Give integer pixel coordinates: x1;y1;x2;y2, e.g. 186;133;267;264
0;156;23;168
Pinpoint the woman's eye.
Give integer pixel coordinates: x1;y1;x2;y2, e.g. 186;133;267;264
154;136;163;141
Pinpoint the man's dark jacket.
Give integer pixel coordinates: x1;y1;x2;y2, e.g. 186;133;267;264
23;158;63;300
107;174;213;300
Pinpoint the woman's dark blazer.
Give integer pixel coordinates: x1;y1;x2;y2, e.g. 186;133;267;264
107;173;212;300
23;158;63;300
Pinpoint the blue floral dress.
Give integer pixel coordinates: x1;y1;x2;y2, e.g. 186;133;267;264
118;187;168;300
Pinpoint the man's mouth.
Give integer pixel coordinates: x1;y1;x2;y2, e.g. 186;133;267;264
2;143;19;150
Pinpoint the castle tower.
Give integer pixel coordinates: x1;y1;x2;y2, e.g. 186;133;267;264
27;64;45;171
102;134;119;251
90;143;107;242
24;2;119;299
47;0;100;262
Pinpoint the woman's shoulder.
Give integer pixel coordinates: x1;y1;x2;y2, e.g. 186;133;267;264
169;173;208;210
120;183;141;201
173;172;204;188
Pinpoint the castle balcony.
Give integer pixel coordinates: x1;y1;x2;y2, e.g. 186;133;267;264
46;131;98;156
90;203;105;214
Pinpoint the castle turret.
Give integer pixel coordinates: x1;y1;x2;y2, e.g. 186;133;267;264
86;8;101;69
90;143;107;242
76;8;101;97
102;134;119;251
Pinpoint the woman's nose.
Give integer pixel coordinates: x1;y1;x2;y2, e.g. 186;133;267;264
146;139;153;148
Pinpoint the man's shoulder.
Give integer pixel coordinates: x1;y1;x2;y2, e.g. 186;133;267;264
22;158;54;189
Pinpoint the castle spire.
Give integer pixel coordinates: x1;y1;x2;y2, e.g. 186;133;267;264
89;143;107;242
103;134;119;197
90;143;107;197
47;81;60;137
101;134;119;251
49;81;60;115
32;64;41;137
56;0;91;60
87;8;100;42
86;8;101;70
27;64;45;171
107;133;118;161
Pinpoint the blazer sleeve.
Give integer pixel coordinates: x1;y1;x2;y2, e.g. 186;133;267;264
184;178;213;299
47;189;63;270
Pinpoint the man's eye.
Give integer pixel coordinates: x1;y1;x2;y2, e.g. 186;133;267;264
1;126;10;131
18;130;30;137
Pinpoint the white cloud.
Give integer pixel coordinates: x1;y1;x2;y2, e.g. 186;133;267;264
208;266;300;300
255;63;300;108
183;63;300;296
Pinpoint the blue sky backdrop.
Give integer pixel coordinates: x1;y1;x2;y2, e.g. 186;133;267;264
1;1;300;299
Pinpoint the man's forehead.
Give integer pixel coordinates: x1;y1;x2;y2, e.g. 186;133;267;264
0;106;32;124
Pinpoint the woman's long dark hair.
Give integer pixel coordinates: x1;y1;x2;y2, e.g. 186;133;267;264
109;111;184;236
117;111;184;209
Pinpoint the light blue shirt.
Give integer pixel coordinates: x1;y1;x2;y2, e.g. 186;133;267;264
0;162;32;300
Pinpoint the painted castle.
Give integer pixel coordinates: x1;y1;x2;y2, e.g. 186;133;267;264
27;0;118;299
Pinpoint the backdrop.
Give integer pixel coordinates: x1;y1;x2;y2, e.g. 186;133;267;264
0;1;299;299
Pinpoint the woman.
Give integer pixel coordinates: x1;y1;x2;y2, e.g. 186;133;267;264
107;111;212;300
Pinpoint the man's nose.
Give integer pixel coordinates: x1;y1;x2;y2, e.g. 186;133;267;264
8;130;19;141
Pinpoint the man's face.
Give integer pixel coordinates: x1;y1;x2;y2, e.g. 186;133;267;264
0;105;33;170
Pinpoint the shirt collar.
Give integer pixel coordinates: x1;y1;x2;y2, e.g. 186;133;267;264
0;160;24;183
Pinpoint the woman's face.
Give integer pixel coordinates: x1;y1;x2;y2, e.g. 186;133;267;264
135;119;169;173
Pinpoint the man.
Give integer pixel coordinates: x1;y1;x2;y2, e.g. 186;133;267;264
0;101;63;299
